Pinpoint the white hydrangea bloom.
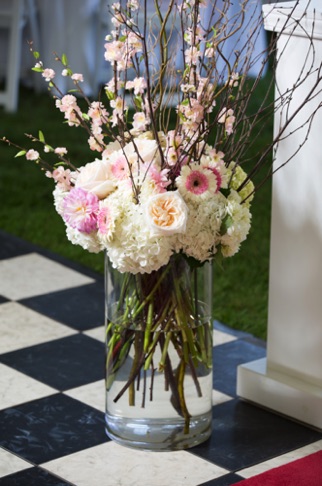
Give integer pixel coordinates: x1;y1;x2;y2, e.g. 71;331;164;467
106;198;174;274
65;225;103;253
220;190;252;257
53;186;68;215
176;194;226;261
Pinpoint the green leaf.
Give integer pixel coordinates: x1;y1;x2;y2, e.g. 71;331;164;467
15;150;26;158
134;96;142;109
220;215;233;235
38;130;45;143
105;89;115;101
32;67;43;73
33;51;40;59
61;53;68;66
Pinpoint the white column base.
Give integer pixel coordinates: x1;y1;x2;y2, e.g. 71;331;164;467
237;359;322;430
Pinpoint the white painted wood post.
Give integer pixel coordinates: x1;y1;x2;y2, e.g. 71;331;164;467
237;0;322;429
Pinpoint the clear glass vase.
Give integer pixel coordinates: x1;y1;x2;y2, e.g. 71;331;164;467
104;252;213;451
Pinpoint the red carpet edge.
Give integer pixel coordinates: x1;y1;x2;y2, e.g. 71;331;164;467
237;450;322;486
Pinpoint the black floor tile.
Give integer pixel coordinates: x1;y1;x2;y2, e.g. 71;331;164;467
0;334;105;390
0;231;31;260
0;467;74;486
190;399;322;471
199;473;245;486
20;282;105;331
0;394;108;464
213;340;266;397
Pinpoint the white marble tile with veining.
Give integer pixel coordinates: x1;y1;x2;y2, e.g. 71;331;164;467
0;253;95;300
237;439;322;478
64;380;105;412
83;326;105;343
0;447;32;476
213;329;237;345
0;302;76;353
43;441;228;486
0;363;57;410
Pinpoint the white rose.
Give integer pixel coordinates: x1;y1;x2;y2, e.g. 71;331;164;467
124;138;160;166
145;191;188;235
75;158;115;199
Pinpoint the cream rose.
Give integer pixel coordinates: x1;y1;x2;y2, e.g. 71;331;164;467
145;191;188;235
75;158;115;199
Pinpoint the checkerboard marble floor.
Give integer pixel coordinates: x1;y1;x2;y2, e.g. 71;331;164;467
0;229;321;486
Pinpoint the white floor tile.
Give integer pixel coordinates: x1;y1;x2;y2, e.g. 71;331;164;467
237;439;322;478
213;329;237;345
0;447;32;476
212;389;233;405
0;302;76;353
0;363;56;410
43;441;228;486
83;326;105;343
64;380;105;412
0;253;94;300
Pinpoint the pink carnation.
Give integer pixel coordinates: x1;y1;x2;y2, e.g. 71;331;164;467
62;187;99;233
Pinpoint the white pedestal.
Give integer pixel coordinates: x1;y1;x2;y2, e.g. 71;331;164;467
237;0;322;430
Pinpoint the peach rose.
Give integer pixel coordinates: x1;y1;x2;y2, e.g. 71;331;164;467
145;191;188;235
75;158;115;199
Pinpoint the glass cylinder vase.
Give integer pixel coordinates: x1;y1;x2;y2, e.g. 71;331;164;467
104;252;213;451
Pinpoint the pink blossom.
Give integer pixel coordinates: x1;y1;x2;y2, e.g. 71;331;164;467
88;134;104;152
218;108;236;135
126;77;147;95
42;68;55;82
229;72;239;87
56;95;82;127
54;147;68;156
62;187;99;233
204;47;215;58
47;166;72;191
184;47;199;65
104;41;125;63
166;147;178;166
178;98;204;130
148;165;170;192
26;149;39;161
132;112;149;131
127;32;142;54
71;73;84;82
88;101;109;126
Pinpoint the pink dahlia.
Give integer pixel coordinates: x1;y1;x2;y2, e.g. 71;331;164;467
62;187;99;234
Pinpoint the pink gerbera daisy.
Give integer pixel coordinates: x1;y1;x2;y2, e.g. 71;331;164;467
110;155;129;180
208;167;222;192
97;204;115;241
62;187;99;233
176;163;217;200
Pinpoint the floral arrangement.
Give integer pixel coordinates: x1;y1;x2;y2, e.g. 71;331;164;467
5;0;264;443
11;0;256;275
4;0;322;447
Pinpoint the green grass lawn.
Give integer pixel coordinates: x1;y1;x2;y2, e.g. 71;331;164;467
0;83;273;340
